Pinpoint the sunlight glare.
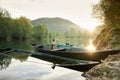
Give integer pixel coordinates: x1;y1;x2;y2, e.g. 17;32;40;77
86;26;95;32
86;39;96;50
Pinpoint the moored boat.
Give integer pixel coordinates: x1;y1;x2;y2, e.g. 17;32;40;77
0;48;99;72
32;44;120;61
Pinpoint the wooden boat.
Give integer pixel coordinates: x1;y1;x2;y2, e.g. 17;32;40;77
32;44;120;61
0;48;99;72
60;63;99;72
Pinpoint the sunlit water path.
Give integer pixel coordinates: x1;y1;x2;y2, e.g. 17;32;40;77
86;39;96;50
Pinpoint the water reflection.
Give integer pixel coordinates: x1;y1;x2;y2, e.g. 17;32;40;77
0;41;85;80
0;40;32;50
0;52;29;70
0;53;12;70
0;41;84;80
0;53;85;80
86;39;96;50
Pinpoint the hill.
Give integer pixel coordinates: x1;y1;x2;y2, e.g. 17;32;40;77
31;17;84;32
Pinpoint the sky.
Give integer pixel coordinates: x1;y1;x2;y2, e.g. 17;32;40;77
0;0;101;31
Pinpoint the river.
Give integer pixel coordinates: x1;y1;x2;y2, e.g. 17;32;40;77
0;41;85;80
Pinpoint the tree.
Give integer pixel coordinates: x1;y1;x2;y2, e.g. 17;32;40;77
0;7;11;40
18;17;33;40
33;24;48;40
93;0;120;49
93;0;120;26
10;17;32;40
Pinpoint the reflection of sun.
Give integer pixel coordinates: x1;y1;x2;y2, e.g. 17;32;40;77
86;39;96;50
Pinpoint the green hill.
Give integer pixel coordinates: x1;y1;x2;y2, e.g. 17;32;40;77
31;17;84;32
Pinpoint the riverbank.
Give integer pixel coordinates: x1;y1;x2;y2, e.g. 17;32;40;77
83;53;120;80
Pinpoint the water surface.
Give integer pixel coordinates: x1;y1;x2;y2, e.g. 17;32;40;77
0;41;85;80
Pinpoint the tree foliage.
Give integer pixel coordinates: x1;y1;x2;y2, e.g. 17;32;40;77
93;0;120;26
93;0;120;49
0;7;33;40
0;8;11;40
33;24;48;40
10;17;32;40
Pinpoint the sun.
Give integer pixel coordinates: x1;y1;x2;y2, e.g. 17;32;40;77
85;26;95;32
84;20;101;32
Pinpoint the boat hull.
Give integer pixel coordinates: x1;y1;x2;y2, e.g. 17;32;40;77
60;63;98;72
31;51;99;72
33;44;120;61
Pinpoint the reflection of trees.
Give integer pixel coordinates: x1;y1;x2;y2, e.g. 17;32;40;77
0;54;12;70
93;0;120;49
9;52;29;62
0;40;31;70
0;52;29;70
0;40;32;50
